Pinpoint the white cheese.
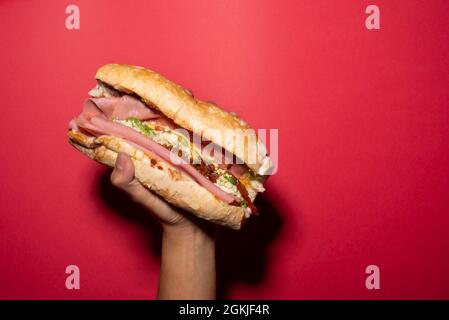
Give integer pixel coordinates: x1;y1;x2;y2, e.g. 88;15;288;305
88;83;120;98
258;156;274;175
215;174;242;201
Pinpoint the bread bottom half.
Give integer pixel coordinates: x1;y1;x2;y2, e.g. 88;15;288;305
68;130;246;229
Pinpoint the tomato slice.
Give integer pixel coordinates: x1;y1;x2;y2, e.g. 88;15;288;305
235;180;259;215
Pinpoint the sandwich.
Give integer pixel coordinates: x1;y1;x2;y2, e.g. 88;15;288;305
68;64;273;229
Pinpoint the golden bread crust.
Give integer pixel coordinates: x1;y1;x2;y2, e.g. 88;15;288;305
95;64;271;175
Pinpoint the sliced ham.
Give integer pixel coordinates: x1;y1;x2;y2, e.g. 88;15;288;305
68;119;79;131
228;164;248;179
83;99;104;117
69;97;237;204
94;117;236;203
91;96;161;120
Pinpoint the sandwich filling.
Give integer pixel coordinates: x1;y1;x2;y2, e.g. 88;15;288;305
69;83;265;216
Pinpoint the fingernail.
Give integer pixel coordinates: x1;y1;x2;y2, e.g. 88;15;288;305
116;153;126;171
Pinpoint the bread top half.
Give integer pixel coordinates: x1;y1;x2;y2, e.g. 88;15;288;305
95;64;273;176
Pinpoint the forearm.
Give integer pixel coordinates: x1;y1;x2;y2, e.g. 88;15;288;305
157;225;216;300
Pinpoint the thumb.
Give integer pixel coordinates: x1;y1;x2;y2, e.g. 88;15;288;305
110;153;185;224
110;152;135;186
110;153;148;201
111;153;149;205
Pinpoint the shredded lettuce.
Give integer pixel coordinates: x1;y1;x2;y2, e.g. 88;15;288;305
177;134;189;147
223;173;237;185
126;117;155;137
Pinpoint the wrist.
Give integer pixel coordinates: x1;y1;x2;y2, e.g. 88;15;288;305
163;221;217;244
162;215;217;240
158;219;217;300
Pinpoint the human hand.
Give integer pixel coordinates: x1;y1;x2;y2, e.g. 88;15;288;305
110;152;217;299
110;152;198;231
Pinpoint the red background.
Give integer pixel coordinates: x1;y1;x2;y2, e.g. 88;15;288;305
1;0;449;299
